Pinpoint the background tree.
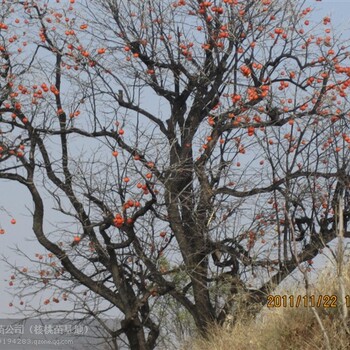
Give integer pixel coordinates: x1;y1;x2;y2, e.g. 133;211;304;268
1;0;350;349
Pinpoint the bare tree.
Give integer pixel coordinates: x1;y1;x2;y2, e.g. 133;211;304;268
1;0;350;349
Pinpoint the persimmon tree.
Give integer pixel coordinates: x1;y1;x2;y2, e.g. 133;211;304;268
1;0;350;349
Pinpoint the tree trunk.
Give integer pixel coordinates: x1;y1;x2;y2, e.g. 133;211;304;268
122;319;148;350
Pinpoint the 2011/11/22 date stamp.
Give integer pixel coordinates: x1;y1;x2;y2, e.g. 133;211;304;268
267;295;350;308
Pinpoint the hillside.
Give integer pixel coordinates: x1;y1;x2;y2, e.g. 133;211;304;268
185;260;350;350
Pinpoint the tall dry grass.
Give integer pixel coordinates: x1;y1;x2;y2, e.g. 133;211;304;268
184;263;350;350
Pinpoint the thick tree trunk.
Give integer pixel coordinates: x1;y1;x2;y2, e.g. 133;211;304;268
122;319;149;350
191;256;216;334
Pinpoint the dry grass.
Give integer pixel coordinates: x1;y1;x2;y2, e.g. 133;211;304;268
184;264;350;350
